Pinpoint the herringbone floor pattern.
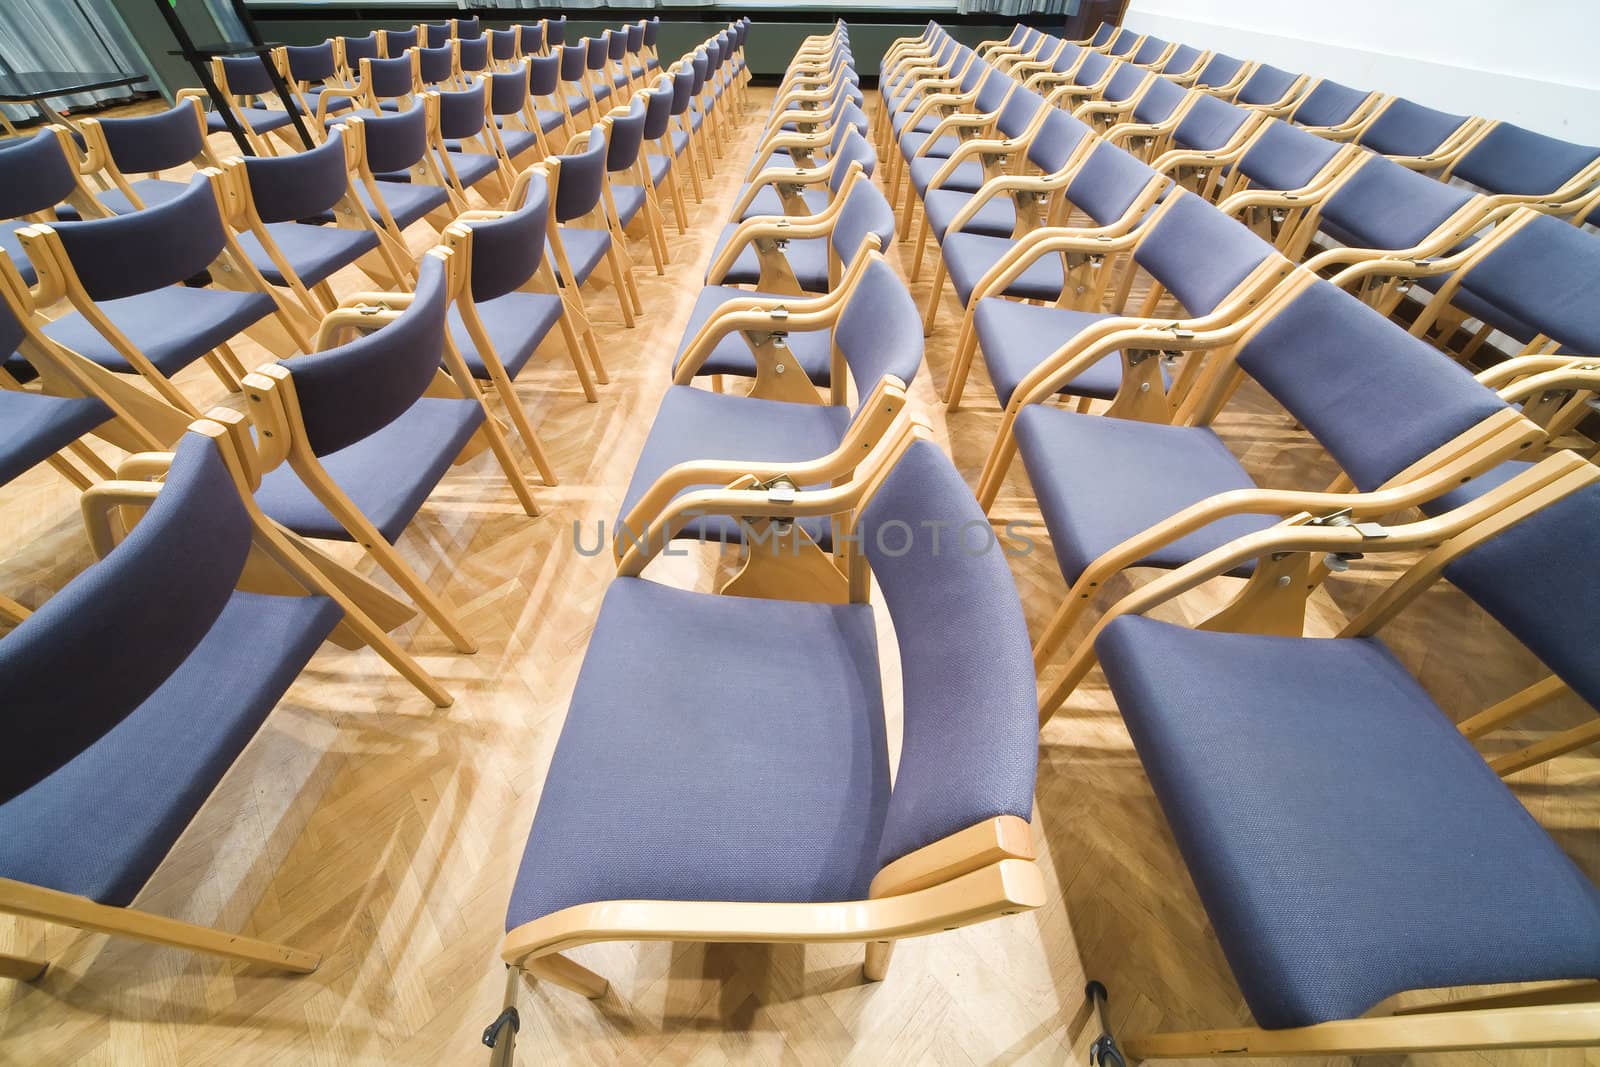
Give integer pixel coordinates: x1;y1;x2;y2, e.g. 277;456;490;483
0;89;1595;1067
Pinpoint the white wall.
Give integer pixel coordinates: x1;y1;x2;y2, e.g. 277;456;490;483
1122;0;1600;143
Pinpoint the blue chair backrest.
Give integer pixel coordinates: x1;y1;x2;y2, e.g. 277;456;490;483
1359;97;1469;158
830;179;896;273
458;35;489;74
585;35;608;73
1067;141;1162;225
860;439;1037;870
1443;480;1600;712
0;432;252;803
219;54;276;96
641;80;673;140
285;41;338;83
668;67;694;114
1026;108;1092;172
547;16;567;49
1320;153;1476;251
1131;36;1169;65
0;129;78;219
1050;42;1083;74
1237;64;1299;106
281;252;449;456
384;27;419;57
995;85;1043;139
1291;79;1370;127
1134;191;1276;315
1090;23;1116;47
1237;118;1341;190
1164;43;1202;73
1193;52;1244;88
242;126;350;223
517;24;545;56
1457;212;1600;353
418;44;455;86
554;129;606;221
1107;28;1141;57
1171;93;1250;152
830;129;877;189
489;64;530;117
605;97;647;172
366;55;416;101
1101;63;1148;103
1074;50;1114;86
342;34;381;66
463;177;549;303
49;176;226;300
1132;76;1186;124
436;79;487;139
1235;279;1506;492
559;42;587;84
0;256;24;356
96;102;205;176
357;107;429;173
1452;121;1600;197
529;52;560;97
973;67;1012;114
837;254;924;404
607;29;627;63
490;28;518;63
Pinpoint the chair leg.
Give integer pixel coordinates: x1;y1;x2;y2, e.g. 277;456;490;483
0;878;319;974
665;169;689;233
922;259;947;335
682;139;706;201
0;592;29;625
359;533;479;653
473;408;541;518
561;284;609;385
493;379;557;485
909;216;933;282
864;940;895;982
44;453;94;491
944;317;981;410
527;952;608;998
0;950;48;982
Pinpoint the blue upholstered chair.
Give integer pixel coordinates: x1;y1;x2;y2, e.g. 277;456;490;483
1097;76;1199;161
341;110;459;246
430;79;510;203
558;42;592;123
487;433;1041;1046
338;32;381;74
318;53;420;124
22;172;312;414
381;26;419;58
987;271;1550;719
225;126;408;318
601;95;670;275
705;164;892;297
655;65;707;201
73;100;219;216
1283;77;1385;138
733;124;875;222
1301;151;1494;270
1128;34;1176;70
1103;26;1147;60
1071;62;1158;135
1153;42;1211;84
1068;451;1600;1059
196;54;301;155
1148;94;1264;195
1229;63;1310;115
899;78;1048;234
0;416;450;981
488;28;519;69
482;63;551;171
442;169;601;475
541;126;638;332
457;34;490;80
1206;119;1364;251
949;189;1286;411
243;249;538;655
1187;52;1252;96
922;139;1169;333
277;40;358;127
1439;119;1600;220
636;76;692;231
545;15;568;51
626;251;924;554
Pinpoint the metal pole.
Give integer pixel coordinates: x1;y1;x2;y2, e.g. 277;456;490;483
228;0;314;149
148;0;254;155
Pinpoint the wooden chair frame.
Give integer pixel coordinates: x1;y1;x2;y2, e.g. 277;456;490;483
340;111;464;255
74;98;222;213
540;127;640;334
598;102;671;277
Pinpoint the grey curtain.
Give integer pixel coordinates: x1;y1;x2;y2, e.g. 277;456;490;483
479;0;664;8
0;0;149;126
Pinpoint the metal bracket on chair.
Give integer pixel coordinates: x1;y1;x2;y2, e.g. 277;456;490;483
1308;507;1388;571
1163;323;1196;342
747;474;799;533
481;1007;520;1050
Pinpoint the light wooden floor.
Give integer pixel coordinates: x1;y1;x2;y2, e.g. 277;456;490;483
1;89;1596;1067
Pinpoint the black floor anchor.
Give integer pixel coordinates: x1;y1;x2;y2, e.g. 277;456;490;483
1086;981;1127;1067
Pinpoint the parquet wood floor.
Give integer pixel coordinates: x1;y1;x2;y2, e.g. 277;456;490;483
0;90;1595;1067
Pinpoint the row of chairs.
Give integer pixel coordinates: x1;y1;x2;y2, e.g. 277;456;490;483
482;24;1051;1060
0;17;754;1001
881;19;1600;1061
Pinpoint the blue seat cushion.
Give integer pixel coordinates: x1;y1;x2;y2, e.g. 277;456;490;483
535;108;566;134
674;285;833;384
943;232;1065;306
706;224;830;293
256;396;484;543
898;131;960;161
88;178;188;218
206;107;294;135
449;291;564;380
910;155;985;195
446;150;501;189
1013;405;1274;581
891;109;940;137
974;300;1166;407
0;590;341;907
358;180;450;231
1096;615;1600;1030
551;227;611;286
43;287;277;377
566;93;591;116
0;390;111;487
644;153;672;187
736;184;831;220
923;188;1019;239
1422;458;1528;514
239;222;379;288
610;182;646;226
619;384;851;544
505;576;886;929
